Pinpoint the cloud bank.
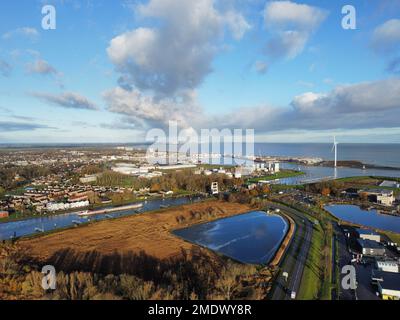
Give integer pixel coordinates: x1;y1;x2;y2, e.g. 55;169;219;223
0;121;49;132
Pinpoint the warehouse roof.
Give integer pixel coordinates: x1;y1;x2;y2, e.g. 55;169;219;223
373;270;400;291
357;239;384;249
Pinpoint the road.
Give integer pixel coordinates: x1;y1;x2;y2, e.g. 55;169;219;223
333;222;356;300
269;202;313;300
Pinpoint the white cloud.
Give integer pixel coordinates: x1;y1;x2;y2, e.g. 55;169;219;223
106;77;400;134
371;19;400;54
105;0;251;134
264;1;327;30
31;92;98;110
223;10;251;40
263;1;327;59
2;27;39;40
26;59;59;76
212;78;400;133
107;0;250;97
103;87;203;129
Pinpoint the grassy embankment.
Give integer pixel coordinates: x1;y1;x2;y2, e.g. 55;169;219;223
297;219;333;300
382;230;400;244
277;201;334;300
334;176;400;194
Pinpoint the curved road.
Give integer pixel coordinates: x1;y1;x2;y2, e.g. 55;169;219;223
269;202;313;300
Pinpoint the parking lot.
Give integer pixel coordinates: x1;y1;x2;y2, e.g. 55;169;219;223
337;225;399;300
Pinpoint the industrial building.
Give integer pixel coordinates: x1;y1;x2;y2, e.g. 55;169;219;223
359;189;395;206
357;239;386;256
371;270;400;300
375;260;400;273
253;159;280;173
356;228;381;242
379;180;400;188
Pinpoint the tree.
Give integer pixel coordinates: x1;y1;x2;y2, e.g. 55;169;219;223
150;183;161;193
359;192;369;202
321;187;331;197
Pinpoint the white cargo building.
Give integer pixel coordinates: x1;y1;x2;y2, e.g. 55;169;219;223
376;260;400;273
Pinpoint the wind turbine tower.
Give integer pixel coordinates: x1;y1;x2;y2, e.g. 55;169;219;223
332;136;338;167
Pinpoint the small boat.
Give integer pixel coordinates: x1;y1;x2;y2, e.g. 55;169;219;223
160;204;170;209
105;214;113;218
35;227;44;233
76;210;89;216
72;220;82;225
78;203;144;216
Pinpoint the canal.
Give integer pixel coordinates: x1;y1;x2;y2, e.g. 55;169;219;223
0;196;202;240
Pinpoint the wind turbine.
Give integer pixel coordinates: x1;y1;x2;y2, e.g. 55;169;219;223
332;136;338;167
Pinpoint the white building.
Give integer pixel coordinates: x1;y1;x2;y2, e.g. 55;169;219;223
112;164;156;176
359;189;395;206
376;260;400;273
211;182;219;195
253;159;280;174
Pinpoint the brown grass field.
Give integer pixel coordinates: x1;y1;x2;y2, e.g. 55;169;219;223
18;201;253;273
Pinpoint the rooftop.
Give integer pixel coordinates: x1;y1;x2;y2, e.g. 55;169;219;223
362;189;394;196
379;180;400;188
357;239;385;249
357;228;380;236
372;270;400;291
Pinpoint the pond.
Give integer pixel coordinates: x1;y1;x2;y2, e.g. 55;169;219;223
173;211;288;265
325;204;400;233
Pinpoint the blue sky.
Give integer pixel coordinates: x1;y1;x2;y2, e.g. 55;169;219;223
0;0;400;143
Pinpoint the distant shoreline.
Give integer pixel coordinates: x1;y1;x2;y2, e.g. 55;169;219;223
316;160;400;171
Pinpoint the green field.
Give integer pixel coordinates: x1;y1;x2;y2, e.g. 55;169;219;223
278;202;334;301
247;170;305;183
382;230;400;244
